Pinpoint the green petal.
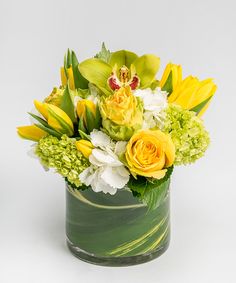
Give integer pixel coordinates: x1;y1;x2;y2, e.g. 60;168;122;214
132;54;160;88
78;58;112;94
109;50;138;68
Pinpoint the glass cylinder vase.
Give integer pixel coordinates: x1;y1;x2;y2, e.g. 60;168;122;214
66;182;170;266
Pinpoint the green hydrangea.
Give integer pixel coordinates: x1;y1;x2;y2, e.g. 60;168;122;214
35;135;89;187
163;104;210;165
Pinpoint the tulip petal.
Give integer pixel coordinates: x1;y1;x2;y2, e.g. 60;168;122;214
47;104;74;136
60;67;67;86
132;54;160;88
34;100;48;120
28;112;62;138
17;125;47;141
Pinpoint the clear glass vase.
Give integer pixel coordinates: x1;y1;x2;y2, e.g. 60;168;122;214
66;182;170;266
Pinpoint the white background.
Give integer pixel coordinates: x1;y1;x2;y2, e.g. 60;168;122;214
1;0;236;282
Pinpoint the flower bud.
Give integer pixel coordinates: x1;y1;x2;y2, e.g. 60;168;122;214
76;139;94;158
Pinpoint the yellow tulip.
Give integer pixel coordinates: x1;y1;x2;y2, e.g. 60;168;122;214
160;63;182;92
125;130;175;179
76;99;96;119
17;125;47;141
34;100;74;136
76;139;94;158
168;76;217;117
60;66;75;90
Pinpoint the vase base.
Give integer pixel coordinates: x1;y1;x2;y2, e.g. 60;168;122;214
66;239;169;267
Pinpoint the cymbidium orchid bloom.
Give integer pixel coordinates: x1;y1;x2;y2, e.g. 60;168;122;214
108;65;140;91
78;50;160;95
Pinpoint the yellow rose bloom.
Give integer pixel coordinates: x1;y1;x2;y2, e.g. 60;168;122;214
126;130;175;179
101;86;141;125
100;86;143;140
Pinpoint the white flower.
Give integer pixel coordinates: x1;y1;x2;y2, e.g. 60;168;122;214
90;129;114;149
79;130;130;195
134;87;168;129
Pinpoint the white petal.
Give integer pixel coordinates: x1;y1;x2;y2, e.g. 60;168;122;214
79;167;95;186
90;149;122;166
115;141;127;156
101;166;129;189
90;130;111;148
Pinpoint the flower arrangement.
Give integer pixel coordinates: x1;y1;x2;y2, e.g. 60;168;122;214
17;44;216;210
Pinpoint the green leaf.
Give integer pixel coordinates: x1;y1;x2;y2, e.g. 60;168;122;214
48;108;74;136
132;54;160;88
189;95;213;115
128;166;173;210
78;117;87;133
150;80;160;90
71;51;88;89
34;124;62;138
66;49;72;68
28;112;61;138
77;88;90;98
109;50;138;68
162;71;173;95
60;85;77;123
78;58;112;94
94;105;102;129
95;42;111;63
85;107;95;133
142;179;170;211
78;129;91;141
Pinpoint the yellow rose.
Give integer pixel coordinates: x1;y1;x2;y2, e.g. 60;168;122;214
125;130;175;179
100;86;143;140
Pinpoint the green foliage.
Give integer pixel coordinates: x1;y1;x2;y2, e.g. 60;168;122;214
28;112;62;138
64;49;88;89
95;43;111;63
128;166;173;210
164;104;210;165
189;95;213;115
71;51;88;89
60;85;77;123
162;71;173;95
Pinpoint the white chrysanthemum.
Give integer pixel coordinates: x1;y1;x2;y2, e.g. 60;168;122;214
134;87;168;129
79;130;129;195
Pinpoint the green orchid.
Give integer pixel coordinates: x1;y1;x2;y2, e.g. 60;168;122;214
78;49;160;96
